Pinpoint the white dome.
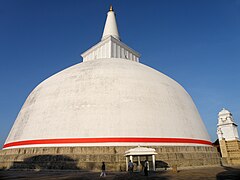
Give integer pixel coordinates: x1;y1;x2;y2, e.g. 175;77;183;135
4;58;211;149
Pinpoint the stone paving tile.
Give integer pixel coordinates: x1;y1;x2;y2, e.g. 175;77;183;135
0;166;240;179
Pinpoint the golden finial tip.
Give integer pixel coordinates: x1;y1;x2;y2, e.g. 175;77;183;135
110;5;113;11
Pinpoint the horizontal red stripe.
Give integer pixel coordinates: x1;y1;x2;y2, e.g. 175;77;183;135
3;137;212;148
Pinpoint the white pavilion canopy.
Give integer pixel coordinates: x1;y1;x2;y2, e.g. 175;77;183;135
125;146;157;171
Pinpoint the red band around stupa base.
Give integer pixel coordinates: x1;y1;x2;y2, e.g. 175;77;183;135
3;137;212;148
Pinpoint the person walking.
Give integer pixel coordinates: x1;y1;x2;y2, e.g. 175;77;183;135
128;160;134;173
100;162;106;177
144;160;149;176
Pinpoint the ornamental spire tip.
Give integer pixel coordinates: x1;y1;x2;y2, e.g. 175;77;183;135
110;5;113;11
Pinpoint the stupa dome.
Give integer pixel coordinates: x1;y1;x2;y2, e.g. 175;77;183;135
4;58;211;148
3;6;211;149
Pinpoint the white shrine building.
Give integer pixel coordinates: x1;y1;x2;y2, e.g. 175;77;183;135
217;108;239;141
217;108;240;165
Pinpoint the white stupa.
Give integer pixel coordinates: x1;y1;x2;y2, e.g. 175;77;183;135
4;6;211;150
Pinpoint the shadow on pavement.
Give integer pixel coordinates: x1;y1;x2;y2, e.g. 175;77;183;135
112;171;170;180
216;166;240;180
0;169;171;180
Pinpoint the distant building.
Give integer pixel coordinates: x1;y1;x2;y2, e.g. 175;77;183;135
217;108;239;141
217;108;240;165
0;6;220;171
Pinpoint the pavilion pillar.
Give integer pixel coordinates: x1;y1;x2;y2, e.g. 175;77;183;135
152;154;156;171
126;156;128;171
138;156;141;171
130;155;133;162
129;155;133;171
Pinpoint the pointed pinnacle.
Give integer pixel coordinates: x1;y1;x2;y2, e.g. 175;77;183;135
110;5;113;11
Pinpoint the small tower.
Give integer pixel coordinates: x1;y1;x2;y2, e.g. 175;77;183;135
217;108;240;165
217;108;239;141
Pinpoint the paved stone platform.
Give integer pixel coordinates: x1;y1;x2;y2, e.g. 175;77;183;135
0;166;240;179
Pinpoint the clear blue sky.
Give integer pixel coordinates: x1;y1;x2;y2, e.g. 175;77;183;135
0;0;239;147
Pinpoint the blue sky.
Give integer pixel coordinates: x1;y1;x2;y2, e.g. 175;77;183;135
0;0;239;147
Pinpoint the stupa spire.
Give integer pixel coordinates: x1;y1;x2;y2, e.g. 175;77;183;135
81;5;140;62
101;5;120;41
